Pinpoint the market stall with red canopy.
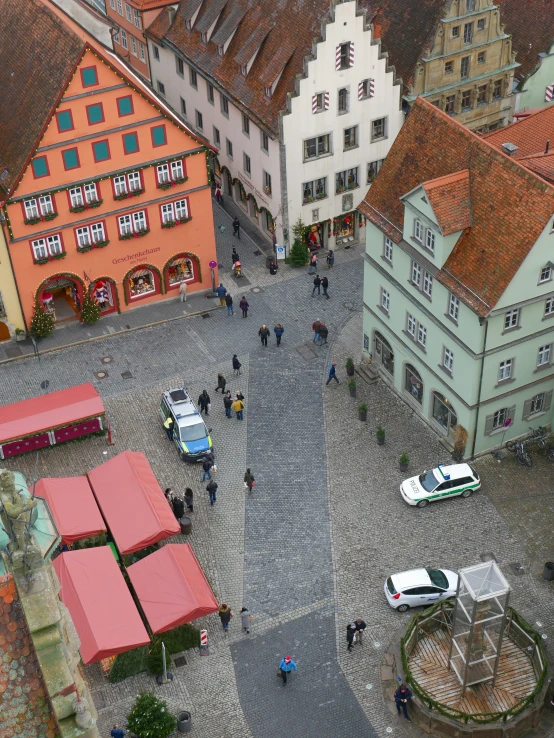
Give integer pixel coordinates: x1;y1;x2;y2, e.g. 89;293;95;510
35;476;106;545
87;451;179;555
53;547;149;663
127;544;219;633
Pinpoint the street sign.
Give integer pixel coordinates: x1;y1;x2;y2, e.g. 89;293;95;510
208;260;218;269
275;245;285;260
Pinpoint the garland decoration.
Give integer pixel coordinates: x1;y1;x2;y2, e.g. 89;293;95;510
161;216;192;229
34;252;67;265
119;228;150;240
114;188;144;201
77;239;109;253
69;199;103;213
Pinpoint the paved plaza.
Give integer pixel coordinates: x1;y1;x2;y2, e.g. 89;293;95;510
1;198;554;738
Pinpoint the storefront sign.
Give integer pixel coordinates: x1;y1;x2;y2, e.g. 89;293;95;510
112;247;161;265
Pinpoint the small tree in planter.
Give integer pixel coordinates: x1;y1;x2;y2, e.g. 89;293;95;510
80;290;101;324
376;426;385;445
348;378;356;398
359;403;368;421
452;425;468;462
399;452;409;472
288;217;309;267
127;692;176;738
30;301;55;338
345;357;355;376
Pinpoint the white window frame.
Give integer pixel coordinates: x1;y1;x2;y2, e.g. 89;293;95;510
423;271;433;298
539;265;552;283
414;219;423;242
425;228;435;253
116;0;123;15
411;261;421;287
303;134;331;161
504;308;520;330
443;347;454;372
537;344;551;367
133;211;146;231
530;393;545;415
417;323;427;348
121;29;128;50
448;293;460;322
118;210;146;235
47;234;62;255
371;117;387;141
131;36;137;56
76;226;91;247
152;45;160;61
84;182;98;202
24;199;39;219
175;199;189;220
109;0;116;8
545;297;554;316
161;203;175;224
139;43;146;61
39;195;53;214
114;175;127;196
125;2;132;21
90;222;105;243
69;188;84;208
407;313;416;337
384;237;393;263
243;153;251;176
31;238;48;259
498;359;513;381
134;8;141;28
118;214;132;235
492;407;508;430
381;288;390;313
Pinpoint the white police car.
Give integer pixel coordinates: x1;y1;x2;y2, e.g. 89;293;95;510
160;388;213;462
400;463;480;508
384;567;458;612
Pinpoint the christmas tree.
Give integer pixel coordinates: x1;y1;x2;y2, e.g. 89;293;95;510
288;217;309;267
127;692;176;738
80;290;101;324
30;301;55;338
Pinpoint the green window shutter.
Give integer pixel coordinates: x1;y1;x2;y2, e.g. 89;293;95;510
31;156;48;177
484;414;494;435
123;133;139;154
544;390;553;413
62;148;79;169
117;96;133;116
56;110;73;131
87;103;104;124
92;141;110;161
522;399;533;420
151;125;167;146
81;66;98;86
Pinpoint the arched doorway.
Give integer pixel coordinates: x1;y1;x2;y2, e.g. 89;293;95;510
431;392;458;439
373;331;394;376
37;274;83;323
164;253;200;291
0;321;10;342
404;364;424;404
89;277;118;315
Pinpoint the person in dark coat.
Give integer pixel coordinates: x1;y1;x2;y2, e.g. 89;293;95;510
172;495;185;520
312;275;321;296
218;603;232;629
239;296;249;318
321;276;329;299
259;324;270;347
232;248;239;264
326;364;339;385
394;684;412;721
198;390;211;415
207;479;218;505
215;373;227;393
326;250;334;269
232;355;242;375
233;217;240;238
269;260;278;275
312;320;322;344
319;323;329;345
244;468;255;492
346;622;357;652
225;293;234;316
274;323;284;346
201;456;213;481
184;488;194;513
223;390;233;417
164;488;174;504
215;283;227;307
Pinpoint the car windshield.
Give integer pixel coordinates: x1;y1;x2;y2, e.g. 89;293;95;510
426;568;448;589
179;423;207;442
419;470;439;492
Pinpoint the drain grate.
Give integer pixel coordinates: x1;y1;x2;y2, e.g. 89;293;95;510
201;313;212;319
173;655;187;667
121;371;133;379
509;562;525;576
100;356;113;364
94;370;109;380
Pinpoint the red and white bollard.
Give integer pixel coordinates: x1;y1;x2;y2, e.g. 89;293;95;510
107;419;115;445
200;629;208;655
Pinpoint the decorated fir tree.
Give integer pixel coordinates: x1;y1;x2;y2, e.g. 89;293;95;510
288;217;309;267
127;692;176;738
80;290;101;324
29;301;55;338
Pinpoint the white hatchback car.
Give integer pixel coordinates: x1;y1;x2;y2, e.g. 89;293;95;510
400;463;480;508
384;568;458;612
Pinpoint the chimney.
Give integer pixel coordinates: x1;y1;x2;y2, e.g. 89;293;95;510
546;140;550;154
168;6;176;24
501;142;519;156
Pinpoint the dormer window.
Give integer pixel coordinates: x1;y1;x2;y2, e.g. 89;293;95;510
539;265;553;283
264;87;271;98
240;65;247;76
414;219;423;242
218;46;224;56
201;32;207;43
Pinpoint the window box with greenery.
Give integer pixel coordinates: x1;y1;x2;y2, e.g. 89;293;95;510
376;426;385;445
359;402;368;421
69;199;103;213
348;378;356;398
399;452;409;472
77;240;109;253
119;228;150;240
24;211;59;225
34;252;66;265
15;328;27;342
158;176;188;190
161;216;192;229
114;188;145;201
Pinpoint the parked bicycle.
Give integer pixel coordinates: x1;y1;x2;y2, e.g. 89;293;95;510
506;426;554;465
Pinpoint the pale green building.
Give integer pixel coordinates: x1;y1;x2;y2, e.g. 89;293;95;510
518;42;554;111
359;96;554;457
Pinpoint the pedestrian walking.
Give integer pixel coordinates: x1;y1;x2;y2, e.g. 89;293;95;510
308;252;318;274
215;283;227;307
236;390;245;401
232;247;239;265
239;296;249;318
232;396;245;420
223;390;233;417
218;603;232;629
346;618;366;651
163;415;174;440
326;249;334;269
240;607;252;634
232;354;242;375
321;275;329;299
111;725;125;738
274;323;284;346
312;319;322;343
225;293;234;316
215;184;223;204
319;323;329;345
353;618;366;645
312;274;321;296
201;456;213;481
244;468;255;492
207;479;218;506
179;280;187;302
326;363;339;385
259;324;270;347
184;488;194;513
233;217;240;238
198;390;211;415
346;622;356;652
215;372;227;393
278;656;297;686
172;495;185;521
394;684;412;721
164;488;174;504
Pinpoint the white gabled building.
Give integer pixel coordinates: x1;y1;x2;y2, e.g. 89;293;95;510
145;0;403;253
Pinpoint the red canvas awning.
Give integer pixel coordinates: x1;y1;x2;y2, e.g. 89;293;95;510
127;544;219;633
87;451;179;555
53;547;149;663
0;383;104;443
35;476;106;545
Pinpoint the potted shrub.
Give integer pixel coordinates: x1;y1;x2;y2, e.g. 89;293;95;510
399;452;409;472
346;357;355;376
359;402;368;421
348;378;356;398
14;328;27;342
376;426;385;445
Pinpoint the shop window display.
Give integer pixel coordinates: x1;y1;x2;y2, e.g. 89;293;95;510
335;213;356;245
432;392;457;436
167;256;193;287
404;364;423;404
92;280;115;312
128;268;156;299
307;223;325;250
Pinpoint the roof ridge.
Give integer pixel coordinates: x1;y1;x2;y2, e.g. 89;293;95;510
422;169;470;189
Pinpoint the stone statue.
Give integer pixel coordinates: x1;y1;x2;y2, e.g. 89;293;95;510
0;469;37;552
72;695;95;730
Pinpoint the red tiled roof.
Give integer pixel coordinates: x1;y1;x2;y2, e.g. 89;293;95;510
518;152;554;183
421;170;471;236
0;0;85;198
0;575;57;738
130;0;179;9
496;0;554;83
359;97;554;316
147;0;378;135
483;105;554;159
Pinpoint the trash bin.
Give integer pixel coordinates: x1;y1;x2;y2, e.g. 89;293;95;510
179;517;192;535
177;711;192;733
543;562;554;581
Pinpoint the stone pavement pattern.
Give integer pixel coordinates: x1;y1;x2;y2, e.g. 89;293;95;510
1;212;554;738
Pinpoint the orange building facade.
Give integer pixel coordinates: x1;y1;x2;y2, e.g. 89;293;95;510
4;44;217;328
